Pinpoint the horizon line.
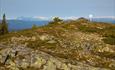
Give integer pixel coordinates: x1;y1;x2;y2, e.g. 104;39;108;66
0;16;115;20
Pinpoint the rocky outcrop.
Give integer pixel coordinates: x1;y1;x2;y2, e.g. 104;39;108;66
0;44;112;70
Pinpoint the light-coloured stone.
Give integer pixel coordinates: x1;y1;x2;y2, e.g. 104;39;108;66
43;60;56;70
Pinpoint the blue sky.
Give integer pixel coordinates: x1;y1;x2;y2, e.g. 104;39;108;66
0;0;115;19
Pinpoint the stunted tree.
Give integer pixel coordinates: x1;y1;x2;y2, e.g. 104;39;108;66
49;17;63;25
0;14;8;35
53;17;63;23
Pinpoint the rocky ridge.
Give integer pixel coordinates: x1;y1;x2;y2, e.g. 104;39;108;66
0;21;115;70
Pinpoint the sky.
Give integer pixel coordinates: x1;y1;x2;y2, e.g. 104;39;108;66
0;0;115;19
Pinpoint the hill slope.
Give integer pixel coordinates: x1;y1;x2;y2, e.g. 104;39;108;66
0;20;115;70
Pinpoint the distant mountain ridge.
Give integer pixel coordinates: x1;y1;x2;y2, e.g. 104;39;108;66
92;18;115;23
16;16;49;21
0;17;115;23
15;17;115;23
7;20;49;31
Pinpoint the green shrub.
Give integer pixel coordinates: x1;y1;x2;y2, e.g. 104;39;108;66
48;17;63;25
79;26;101;33
102;37;115;45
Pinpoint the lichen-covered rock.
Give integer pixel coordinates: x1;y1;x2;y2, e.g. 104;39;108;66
39;35;50;41
0;44;112;70
43;60;56;70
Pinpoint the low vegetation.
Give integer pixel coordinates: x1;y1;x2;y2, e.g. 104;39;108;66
0;17;115;70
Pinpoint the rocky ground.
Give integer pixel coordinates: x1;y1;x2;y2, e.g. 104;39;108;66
0;20;115;70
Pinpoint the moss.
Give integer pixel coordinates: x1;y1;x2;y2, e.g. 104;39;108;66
26;39;57;49
21;67;39;70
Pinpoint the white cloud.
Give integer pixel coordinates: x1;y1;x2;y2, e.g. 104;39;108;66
33;16;48;20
